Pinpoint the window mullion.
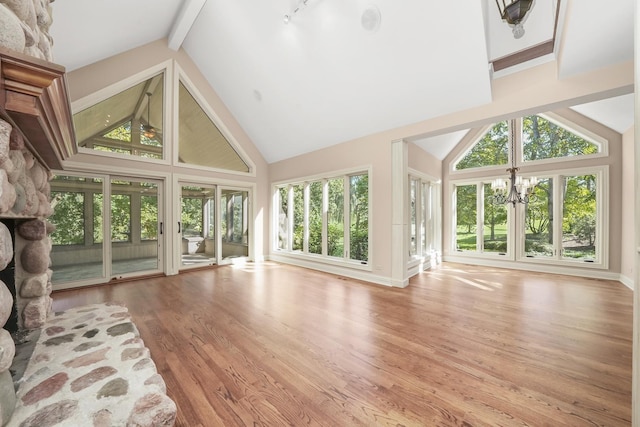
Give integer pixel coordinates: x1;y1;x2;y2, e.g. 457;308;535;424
343;176;350;259
477;182;483;253
287;185;294;251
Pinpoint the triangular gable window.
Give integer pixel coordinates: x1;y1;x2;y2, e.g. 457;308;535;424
454;121;508;171
178;82;249;173
522;115;601;162
73;73;164;160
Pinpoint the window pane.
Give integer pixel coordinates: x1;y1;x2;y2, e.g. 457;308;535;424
178;82;249;172
455;185;477;251
455;121;508;170
221;190;249;258
483;183;507;253
562;175;596;260
111;194;131;242
277;187;288;250
181;189;204;238
421;182;430;254
410;178;417;256
141;195;158;240
308;181;322;255
50;192;85;245
74;73;164;159
292;184;304;251
349;174;368;262
522;115;599;162
525;178;554;257
328;178;344;258
50;175;104;284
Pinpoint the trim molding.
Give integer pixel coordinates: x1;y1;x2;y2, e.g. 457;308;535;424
268;254;397;287
619;274;634;291
443;255;622;283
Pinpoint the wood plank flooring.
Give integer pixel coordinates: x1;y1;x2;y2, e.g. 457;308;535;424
52;262;633;426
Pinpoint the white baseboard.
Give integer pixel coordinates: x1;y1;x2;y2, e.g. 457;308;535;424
267;253;398;287
619;274;634;291
443;255;621;282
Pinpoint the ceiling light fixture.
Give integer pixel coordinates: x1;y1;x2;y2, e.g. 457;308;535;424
284;0;310;24
491;121;538;207
495;0;534;39
142;92;156;139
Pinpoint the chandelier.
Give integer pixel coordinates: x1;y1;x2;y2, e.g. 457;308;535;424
491;122;538;207
495;0;534;39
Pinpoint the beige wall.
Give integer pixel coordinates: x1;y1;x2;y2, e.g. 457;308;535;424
621;125;635;286
408;142;441;178
64;39;270;263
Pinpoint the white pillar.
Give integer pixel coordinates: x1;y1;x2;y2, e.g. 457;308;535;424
391;139;409;287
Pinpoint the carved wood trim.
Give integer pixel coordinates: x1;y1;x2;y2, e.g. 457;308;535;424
0;46;77;170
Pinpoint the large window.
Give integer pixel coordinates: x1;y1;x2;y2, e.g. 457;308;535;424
275;171;369;264
450;115;608;269
73;73;165;160
409;175;440;264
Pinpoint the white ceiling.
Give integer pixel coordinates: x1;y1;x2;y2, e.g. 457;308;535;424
50;0;635;164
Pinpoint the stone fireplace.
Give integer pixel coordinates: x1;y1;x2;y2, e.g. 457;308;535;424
0;1;77;424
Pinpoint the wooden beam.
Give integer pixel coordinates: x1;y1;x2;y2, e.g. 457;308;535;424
168;0;207;51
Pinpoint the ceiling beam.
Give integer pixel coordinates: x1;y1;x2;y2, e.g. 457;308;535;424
168;0;207;51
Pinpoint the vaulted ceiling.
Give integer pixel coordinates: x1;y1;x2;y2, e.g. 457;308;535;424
50;0;634;164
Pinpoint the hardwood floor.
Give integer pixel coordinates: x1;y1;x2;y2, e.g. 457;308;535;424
52;262;633;426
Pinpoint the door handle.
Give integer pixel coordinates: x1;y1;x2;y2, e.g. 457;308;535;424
178;222;181;233
160;222;163;235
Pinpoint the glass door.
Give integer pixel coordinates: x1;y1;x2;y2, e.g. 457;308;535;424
110;177;163;278
221;188;249;260
180;184;217;269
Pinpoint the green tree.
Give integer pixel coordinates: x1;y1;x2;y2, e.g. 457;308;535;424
328;178;344;257
456;121;508;170
308;181;323;255
111;194;131;242
50;192;84;245
350;174;368;261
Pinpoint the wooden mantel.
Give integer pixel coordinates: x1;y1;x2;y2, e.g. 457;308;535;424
0;46;76;170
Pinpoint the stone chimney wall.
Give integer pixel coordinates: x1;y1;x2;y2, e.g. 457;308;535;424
0;0;54;61
0;120;54;331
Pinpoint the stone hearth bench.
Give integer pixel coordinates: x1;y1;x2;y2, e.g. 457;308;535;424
8;303;176;426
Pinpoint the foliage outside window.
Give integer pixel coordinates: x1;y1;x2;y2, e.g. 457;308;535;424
562;175;597;260
455;121;508;170
328;178;345;258
522;115;600;162
276;171;369;263
349;175;368;261
308;181;323;255
111;194;131;242
455;185;477;251
141;195;158;240
50;192;85;245
483;183;507;253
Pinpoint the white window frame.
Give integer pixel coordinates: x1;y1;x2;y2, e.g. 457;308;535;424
272;167;372;271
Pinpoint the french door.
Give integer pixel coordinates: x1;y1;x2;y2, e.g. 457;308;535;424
50;173;164;289
179;183;217;269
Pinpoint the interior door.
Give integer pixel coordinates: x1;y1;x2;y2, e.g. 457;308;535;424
110;177;163;278
220;188;250;260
